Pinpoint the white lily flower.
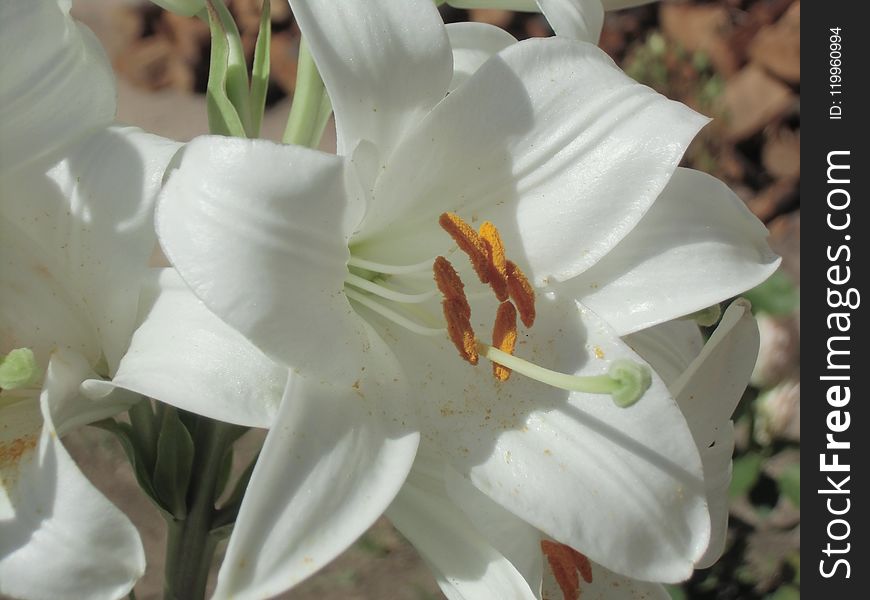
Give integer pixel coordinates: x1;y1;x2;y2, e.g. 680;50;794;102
391;302;758;599
1;2;285;597
155;0;776;597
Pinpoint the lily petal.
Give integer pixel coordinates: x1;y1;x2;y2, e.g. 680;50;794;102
538;0;604;43
1;126;182;372
447;22;518;92
88;269;286;428
377;295;708;582
356;38;708;286
289;0;453;158
0;213;99;368
443;462;545;594
672;300;758;567
0;351;144;600
624;319;704;387
565;168;780;335
387;454;538;600
214;345;419;600
157;136;368;383
0;0;115;175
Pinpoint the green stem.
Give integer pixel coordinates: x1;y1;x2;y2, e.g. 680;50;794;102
163;418;239;600
283;38;332;147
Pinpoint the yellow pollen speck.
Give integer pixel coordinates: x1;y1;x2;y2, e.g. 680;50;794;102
594;346;605;359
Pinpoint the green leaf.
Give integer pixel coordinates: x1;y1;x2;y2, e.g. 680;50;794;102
283;38;332;148
248;0;271;138
665;585;687;600
213;445;234;503
92;418;172;518
204;1;247;137
212;451;259;531
730;452;764;498
153;406;196;519
128;398;158;472
778;462;800;508
211;0;253;136
743;271;800;316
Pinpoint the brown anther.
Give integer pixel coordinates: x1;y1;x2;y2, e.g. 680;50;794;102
438;213;491;285
491;302;517;381
541;540;594;600
433;256;470;319
506;260;536;328
478;221;509;302
442;299;478;365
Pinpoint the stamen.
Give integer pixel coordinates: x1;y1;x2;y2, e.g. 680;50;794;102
478;345;651;407
433;256;471;319
541;540;593;600
443;299;478;365
438;213;491;285
345;273;438;304
345;287;446;337
347;255;436;275
478;221;509;302
0;348;39;390
505;260;536;327
491;302;518;381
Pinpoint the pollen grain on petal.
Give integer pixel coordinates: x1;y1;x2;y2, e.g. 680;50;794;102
478;221;509;301
542;540;593;600
442;299;478;365
438;212;491;285
491;302;518;381
506;260;536;328
433;256;470;319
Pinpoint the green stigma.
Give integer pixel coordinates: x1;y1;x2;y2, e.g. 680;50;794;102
607;360;652;408
0;348;40;390
684;304;722;327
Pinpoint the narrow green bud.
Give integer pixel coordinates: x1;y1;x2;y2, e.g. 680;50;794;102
0;348;40;390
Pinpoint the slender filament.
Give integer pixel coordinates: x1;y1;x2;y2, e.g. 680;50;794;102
345;287;445;337
345;273;438;304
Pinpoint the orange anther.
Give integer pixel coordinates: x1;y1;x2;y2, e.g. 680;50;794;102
478;221;509;302
541;540;594;600
438;213;491;285
491;302;517;381
506;260;536;328
433;256;470;319
442;299;478;365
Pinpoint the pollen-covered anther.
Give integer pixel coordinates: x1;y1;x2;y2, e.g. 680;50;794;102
438;212;491;285
541;540;593;600
433;256;470;319
442;298;478;365
506;260;536;327
491;302;517;381
478;221;509;302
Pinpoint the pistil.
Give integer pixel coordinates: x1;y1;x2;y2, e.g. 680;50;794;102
479;344;651;407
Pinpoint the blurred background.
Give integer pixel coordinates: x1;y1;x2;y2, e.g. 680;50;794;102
62;1;800;598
